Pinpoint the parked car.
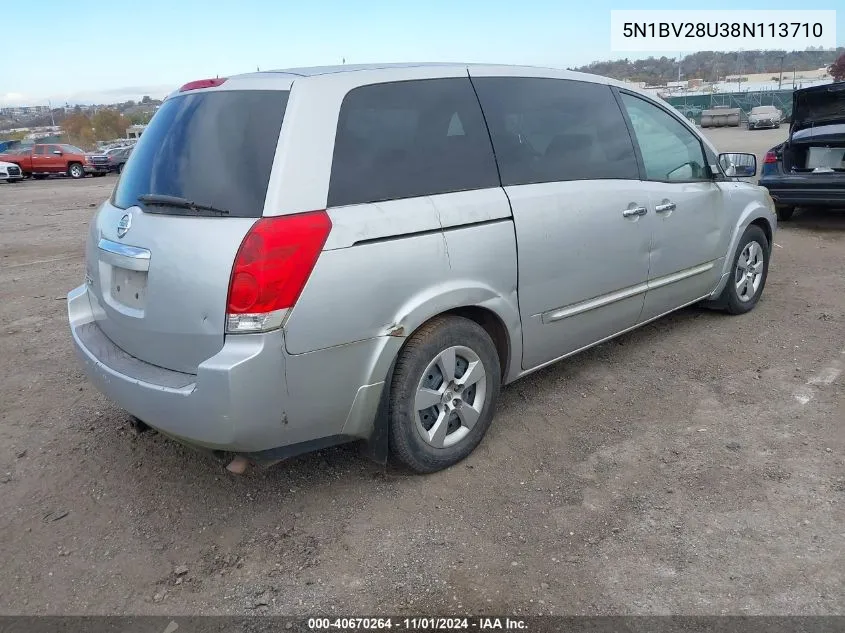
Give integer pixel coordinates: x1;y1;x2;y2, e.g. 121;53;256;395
107;146;133;173
86;146;132;174
67;64;777;474
0;160;24;183
84;150;113;176
0;143;93;179
747;105;782;130
758;82;845;220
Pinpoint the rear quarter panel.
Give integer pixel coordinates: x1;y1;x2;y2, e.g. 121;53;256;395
283;190;520;381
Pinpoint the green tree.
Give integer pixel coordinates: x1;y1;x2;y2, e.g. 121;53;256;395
62;113;95;147
127;111;153;125
91;109;130;140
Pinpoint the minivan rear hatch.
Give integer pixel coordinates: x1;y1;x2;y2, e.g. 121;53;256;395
88;85;289;374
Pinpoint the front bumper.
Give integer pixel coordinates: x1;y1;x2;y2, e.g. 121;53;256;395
84;165;109;174
748;120;777;129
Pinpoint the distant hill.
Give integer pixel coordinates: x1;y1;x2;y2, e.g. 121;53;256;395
574;48;844;84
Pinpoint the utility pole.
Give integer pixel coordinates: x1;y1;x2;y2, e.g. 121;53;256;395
778;54;785;90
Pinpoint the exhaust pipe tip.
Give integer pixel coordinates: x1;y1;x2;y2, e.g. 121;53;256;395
225;455;250;475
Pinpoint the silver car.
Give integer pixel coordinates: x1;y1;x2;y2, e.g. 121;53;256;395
68;64;777;473
747;105;783;130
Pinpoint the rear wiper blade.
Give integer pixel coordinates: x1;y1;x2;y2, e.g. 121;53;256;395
137;194;229;216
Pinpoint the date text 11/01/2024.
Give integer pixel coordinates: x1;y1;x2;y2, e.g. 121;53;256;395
308;617;528;630
621;21;824;38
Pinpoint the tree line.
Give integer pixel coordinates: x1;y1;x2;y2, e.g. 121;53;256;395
574;48;845;83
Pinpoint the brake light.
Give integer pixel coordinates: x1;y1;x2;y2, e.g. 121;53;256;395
179;78;227;92
225;210;332;333
764;151;778;164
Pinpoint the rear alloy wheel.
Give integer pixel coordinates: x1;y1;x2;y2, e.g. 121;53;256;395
776;205;795;221
68;163;84;179
715;224;770;315
388;316;501;473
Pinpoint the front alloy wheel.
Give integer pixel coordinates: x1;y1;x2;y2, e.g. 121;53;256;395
734;240;765;303
714;224;770;315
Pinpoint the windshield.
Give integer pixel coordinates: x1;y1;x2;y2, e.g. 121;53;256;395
113;89;289;218
751;107;776;114
61;145;84;153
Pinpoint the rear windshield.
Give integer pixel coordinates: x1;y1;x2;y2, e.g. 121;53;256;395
113;89;289;217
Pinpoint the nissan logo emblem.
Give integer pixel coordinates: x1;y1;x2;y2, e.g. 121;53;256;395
117;213;132;239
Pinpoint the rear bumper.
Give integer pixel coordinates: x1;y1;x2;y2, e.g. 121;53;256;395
759;183;845;208
67;284;395;455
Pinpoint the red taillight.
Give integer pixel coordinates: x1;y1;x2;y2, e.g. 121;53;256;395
226;211;332;333
764;151;778;164
179;78;227;92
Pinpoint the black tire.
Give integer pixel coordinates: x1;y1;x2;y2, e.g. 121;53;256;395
116;163;123;175
776;205;795;221
714;225;770;315
68;163;84;179
388;316;501;473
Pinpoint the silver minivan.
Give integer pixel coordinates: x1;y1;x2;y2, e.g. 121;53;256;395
68;64;777;473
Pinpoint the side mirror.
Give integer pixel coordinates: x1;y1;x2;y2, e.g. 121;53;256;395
718;152;756;177
52;150;63;156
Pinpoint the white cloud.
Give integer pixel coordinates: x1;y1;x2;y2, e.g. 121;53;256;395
0;92;29;107
1;85;176;107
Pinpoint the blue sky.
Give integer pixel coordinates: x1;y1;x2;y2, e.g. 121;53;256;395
1;0;842;106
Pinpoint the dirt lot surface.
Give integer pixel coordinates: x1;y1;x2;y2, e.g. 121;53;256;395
1;127;843;616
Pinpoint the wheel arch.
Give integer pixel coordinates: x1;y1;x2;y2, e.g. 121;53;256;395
709;205;776;300
749;217;773;253
353;300;518;465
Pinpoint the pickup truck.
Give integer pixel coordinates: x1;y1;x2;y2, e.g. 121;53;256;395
0;143;103;179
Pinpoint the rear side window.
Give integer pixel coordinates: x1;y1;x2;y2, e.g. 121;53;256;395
113;90;289;218
472;77;639;186
328;78;499;207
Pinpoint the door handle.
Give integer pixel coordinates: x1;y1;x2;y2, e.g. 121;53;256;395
655;201;677;213
622;206;648;218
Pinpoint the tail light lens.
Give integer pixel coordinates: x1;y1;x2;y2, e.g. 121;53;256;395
764;151;778;164
226;210;332;333
180;78;227;92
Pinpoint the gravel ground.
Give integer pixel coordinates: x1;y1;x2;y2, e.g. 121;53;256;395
0;127;842;616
